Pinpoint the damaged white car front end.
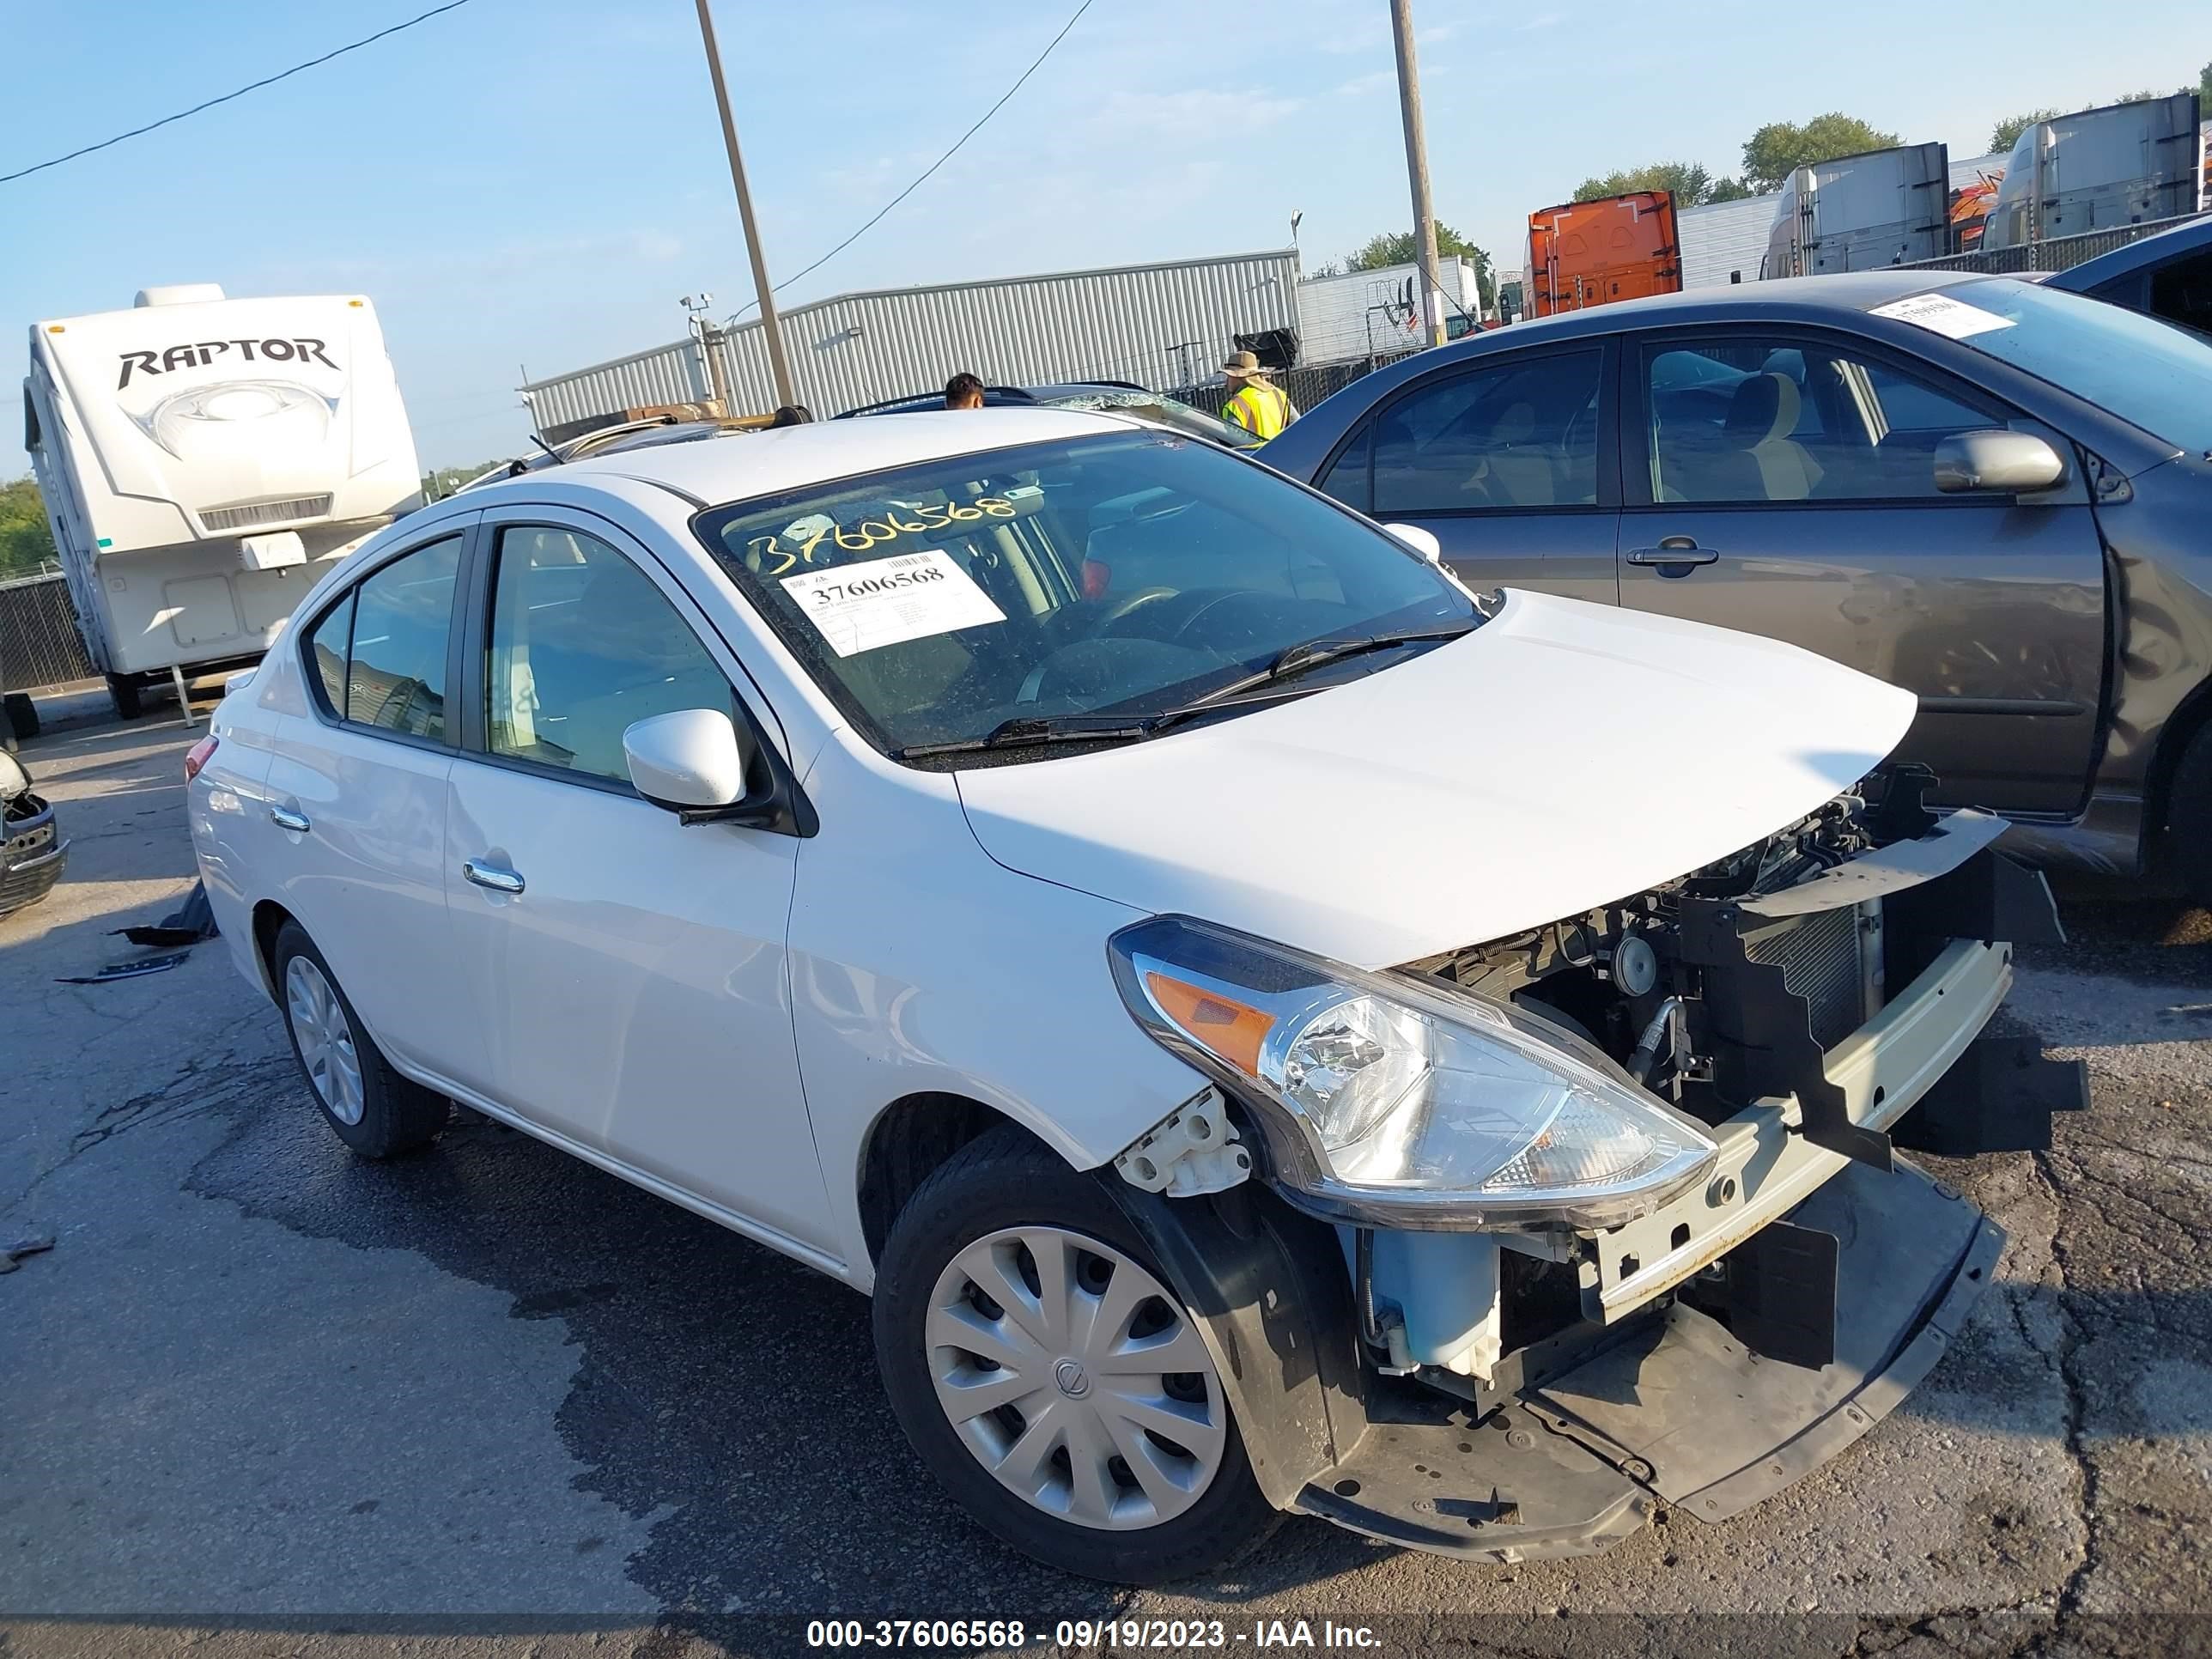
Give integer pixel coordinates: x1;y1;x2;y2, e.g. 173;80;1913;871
1097;778;2076;1562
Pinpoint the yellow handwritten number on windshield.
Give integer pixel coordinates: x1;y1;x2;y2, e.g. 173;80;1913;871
747;497;1014;577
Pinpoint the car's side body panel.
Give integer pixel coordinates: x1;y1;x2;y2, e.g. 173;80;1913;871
784;737;1215;1287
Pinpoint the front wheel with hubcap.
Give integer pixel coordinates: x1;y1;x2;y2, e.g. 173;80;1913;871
271;920;448;1158
873;1127;1275;1583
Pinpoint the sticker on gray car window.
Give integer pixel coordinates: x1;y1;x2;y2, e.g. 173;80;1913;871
1869;294;2017;341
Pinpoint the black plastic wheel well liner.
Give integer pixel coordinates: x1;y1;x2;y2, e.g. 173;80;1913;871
249;898;296;1003
858;1092;1042;1267
1111;1180;1371;1510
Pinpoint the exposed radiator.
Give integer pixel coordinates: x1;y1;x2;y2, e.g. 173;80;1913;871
1740;906;1868;1052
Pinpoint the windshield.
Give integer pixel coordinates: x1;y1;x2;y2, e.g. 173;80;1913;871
694;432;1474;758
1896;278;2212;453
1042;391;1261;449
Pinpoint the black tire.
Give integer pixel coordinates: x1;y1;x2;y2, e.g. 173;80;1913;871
270;920;447;1158
2169;721;2212;906
872;1127;1278;1584
2;692;35;742
106;673;142;721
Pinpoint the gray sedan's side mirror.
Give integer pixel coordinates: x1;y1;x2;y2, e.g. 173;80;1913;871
623;708;755;814
1933;430;2067;495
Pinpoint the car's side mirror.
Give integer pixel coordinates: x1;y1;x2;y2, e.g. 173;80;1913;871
1933;430;2067;495
623;708;755;817
1382;522;1444;562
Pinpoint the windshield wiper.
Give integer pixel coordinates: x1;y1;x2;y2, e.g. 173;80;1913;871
894;715;1158;760
1157;620;1480;721
893;621;1479;761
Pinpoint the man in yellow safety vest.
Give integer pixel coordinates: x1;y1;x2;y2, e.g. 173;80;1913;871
1219;350;1297;440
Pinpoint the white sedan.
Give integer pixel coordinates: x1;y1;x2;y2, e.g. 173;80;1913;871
190;408;2057;1583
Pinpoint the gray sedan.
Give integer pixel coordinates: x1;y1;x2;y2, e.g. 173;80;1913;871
1259;271;2212;899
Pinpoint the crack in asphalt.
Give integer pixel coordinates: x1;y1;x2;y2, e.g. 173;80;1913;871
2033;1145;2106;1649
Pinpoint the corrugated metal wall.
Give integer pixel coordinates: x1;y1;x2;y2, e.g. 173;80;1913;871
525;249;1300;432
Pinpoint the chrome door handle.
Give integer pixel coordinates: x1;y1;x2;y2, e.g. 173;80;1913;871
1626;540;1718;568
269;805;311;833
463;859;526;896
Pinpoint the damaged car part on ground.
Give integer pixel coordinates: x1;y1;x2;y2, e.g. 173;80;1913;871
0;748;67;920
189;410;2079;1584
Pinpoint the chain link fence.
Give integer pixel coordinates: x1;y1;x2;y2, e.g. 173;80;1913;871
1161;346;1425;422
1899;213;2201;276
0;571;98;694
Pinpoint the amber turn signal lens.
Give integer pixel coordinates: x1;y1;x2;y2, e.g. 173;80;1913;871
1143;971;1274;1075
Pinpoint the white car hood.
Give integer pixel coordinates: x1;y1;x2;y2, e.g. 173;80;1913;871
955;589;1918;969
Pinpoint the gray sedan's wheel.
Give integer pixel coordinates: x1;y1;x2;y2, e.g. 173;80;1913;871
270;920;447;1159
927;1226;1227;1530
2169;721;2212;906
874;1127;1276;1584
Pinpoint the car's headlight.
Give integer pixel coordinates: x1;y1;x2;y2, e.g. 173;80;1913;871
1109;915;1717;1229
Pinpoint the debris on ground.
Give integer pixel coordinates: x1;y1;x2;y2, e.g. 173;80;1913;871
113;879;219;948
0;1235;57;1274
55;950;192;985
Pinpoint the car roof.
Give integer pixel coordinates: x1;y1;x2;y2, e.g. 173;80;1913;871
2045;213;2212;293
1483;268;1995;345
486;406;1134;507
838;381;1151;418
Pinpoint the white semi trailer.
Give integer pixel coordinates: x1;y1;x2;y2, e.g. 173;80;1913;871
23;284;420;718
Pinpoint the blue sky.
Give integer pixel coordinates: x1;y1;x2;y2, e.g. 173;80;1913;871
2;0;2203;468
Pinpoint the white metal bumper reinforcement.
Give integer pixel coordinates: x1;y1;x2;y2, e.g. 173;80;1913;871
1583;937;2011;1323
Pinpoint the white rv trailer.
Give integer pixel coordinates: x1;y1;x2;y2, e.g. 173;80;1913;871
22;285;421;718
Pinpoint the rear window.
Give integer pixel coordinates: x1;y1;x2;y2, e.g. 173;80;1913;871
1881;279;2212;453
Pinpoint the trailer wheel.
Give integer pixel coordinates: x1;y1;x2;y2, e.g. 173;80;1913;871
105;673;142;721
2;693;35;743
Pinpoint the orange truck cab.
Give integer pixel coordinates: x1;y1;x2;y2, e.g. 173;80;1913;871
1525;190;1682;317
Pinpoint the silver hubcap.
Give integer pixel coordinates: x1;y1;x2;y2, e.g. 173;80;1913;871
285;956;364;1127
927;1226;1226;1531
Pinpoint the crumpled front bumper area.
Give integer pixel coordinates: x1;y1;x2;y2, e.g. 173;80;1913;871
1297;1155;2001;1562
1;793;67;919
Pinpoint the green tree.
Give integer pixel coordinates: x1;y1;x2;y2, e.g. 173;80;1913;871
1989;107;2060;153
1573;161;1713;206
1707;175;1756;203
1740;112;1904;192
2201;60;2211;104
0;477;58;580
1345;223;1496;312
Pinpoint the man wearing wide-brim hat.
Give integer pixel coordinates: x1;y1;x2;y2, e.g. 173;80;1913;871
1219;349;1298;441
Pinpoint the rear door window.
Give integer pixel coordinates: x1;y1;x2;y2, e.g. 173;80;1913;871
345;538;461;738
1371;350;1604;514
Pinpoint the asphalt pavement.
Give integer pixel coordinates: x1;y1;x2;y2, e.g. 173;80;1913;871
2;702;2207;1659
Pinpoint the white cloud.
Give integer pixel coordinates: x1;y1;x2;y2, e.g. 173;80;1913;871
1334;69;1395;98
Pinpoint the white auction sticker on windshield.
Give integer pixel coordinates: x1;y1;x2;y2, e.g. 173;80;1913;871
1869;294;2016;340
781;549;1005;658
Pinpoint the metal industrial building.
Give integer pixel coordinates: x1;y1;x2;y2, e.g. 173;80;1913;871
522;249;1301;435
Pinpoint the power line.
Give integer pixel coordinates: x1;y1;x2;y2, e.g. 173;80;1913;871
0;0;475;185
730;0;1094;320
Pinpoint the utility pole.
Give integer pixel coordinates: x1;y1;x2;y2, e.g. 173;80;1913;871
1389;0;1445;347
694;0;797;410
